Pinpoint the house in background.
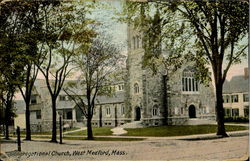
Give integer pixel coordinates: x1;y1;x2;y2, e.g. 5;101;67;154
223;68;249;117
13;78;127;132
56;80;127;128
12;100;26;130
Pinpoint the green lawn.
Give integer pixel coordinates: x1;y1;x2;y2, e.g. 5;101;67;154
30;136;144;141
19;128;80;135
65;127;112;136
65;137;144;141
123;125;248;137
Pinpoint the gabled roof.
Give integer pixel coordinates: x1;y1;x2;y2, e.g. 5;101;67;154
223;75;249;94
56;91;125;109
95;91;125;104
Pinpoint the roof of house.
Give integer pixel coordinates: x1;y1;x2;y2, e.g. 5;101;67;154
95;91;125;104
57;91;125;109
223;75;249;94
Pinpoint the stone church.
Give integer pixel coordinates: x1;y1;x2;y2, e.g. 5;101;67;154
15;26;216;132
123;26;216;126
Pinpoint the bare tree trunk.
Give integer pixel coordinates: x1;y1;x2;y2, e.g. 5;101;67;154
163;75;168;125
99;106;102;127
51;97;57;142
23;65;33;141
87;115;93;140
5;124;9;140
4;102;10;140
25;101;31;140
115;106;118;127
215;82;228;137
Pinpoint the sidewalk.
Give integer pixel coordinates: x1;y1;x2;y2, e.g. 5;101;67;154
110;127;127;135
63;127;87;135
0;152;10;161
1;130;248;161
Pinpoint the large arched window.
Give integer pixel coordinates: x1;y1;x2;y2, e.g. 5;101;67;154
134;83;139;93
136;36;140;48
106;106;111;116
121;104;125;115
133;36;136;49
132;35;141;50
182;67;199;92
152;105;158;116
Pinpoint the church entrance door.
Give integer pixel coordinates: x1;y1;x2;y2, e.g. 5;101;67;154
189;105;196;118
135;107;141;121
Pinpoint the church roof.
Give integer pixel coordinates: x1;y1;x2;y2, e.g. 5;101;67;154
223;75;249;94
95;91;125;104
57;91;125;109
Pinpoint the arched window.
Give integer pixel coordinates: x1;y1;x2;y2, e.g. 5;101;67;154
152;105;158;116
106;107;111;116
182;67;199;92
134;83;139;93
136;36;140;48
133;36;136;49
121;104;125;115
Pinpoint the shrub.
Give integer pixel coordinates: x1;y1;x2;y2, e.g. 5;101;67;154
224;116;249;123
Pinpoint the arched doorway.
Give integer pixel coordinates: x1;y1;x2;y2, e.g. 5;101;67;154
135;107;141;121
189;105;196;118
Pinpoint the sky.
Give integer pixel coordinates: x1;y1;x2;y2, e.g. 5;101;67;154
98;0;248;81
35;0;248;81
17;0;248;100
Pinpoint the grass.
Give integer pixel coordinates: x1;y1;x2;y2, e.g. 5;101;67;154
64;128;80;132
19;128;80;135
64;137;144;141
20;131;51;135
123;125;248;137
28;136;144;141
65;127;112;136
225;122;249;124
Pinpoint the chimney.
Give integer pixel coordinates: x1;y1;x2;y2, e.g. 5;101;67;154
244;67;248;79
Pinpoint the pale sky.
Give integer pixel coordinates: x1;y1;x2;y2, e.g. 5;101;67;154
38;0;248;81
17;0;248;100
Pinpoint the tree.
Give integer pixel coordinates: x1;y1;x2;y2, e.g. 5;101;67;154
64;35;122;140
37;2;95;142
121;1;248;136
15;1;50;141
0;0;33;139
0;0;58;141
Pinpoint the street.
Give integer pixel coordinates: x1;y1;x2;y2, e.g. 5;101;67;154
1;135;248;161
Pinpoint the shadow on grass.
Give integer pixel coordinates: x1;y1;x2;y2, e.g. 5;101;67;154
9;136;145;142
0;139;17;144
63;137;145;141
